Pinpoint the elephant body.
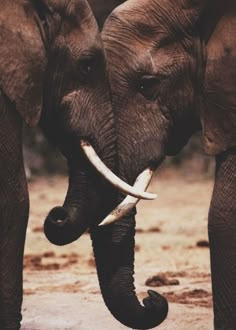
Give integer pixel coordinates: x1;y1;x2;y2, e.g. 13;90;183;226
85;1;236;329
204;5;236;154
0;1;117;328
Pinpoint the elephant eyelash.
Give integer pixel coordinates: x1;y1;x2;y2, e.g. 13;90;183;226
80;47;103;60
80;50;105;69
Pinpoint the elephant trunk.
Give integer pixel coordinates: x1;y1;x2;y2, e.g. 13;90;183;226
90;207;168;329
41;101;117;246
44;159;96;246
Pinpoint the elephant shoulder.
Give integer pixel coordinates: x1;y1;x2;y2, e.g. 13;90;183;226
0;1;46;126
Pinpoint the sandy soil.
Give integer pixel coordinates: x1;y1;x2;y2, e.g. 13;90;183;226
22;169;214;329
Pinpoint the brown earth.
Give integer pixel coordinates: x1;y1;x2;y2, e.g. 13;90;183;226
22;169;214;329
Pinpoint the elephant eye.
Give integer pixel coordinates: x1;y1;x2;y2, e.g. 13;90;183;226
136;76;159;100
78;59;93;80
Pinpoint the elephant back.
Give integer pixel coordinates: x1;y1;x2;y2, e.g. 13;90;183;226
0;0;46;126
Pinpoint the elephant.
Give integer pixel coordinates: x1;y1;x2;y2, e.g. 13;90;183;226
79;0;235;329
0;0;153;328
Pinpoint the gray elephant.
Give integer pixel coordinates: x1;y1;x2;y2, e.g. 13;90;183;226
0;0;150;328
83;0;236;329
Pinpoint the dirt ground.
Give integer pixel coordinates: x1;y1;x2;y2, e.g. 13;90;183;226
22;169;214;330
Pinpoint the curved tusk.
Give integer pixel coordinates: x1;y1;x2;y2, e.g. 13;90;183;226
99;167;155;226
80;140;156;200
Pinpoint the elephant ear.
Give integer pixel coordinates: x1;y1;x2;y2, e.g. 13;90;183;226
0;1;47;126
182;0;226;42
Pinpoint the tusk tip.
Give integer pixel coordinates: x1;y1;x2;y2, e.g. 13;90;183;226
98;218;113;226
144;193;157;200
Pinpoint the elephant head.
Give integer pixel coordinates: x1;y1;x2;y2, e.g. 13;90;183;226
85;0;227;329
0;0;151;247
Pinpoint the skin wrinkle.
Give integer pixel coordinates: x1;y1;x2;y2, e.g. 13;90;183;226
113;94;168;181
104;4;201;86
62;86;115;159
107;0;203;44
42;8;112;152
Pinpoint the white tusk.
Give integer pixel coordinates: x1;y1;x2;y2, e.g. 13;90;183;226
99;167;155;226
80;140;157;200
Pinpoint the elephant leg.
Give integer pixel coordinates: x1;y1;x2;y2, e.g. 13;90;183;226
0;92;29;329
208;148;236;330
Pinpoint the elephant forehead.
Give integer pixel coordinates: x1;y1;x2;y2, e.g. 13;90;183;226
103;11;167;49
102;4;183;70
103;0;201;50
103;31;182;83
105;44;155;81
103;23;157;76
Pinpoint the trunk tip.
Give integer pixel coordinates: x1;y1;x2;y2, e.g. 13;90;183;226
142;290;169;326
44;206;86;246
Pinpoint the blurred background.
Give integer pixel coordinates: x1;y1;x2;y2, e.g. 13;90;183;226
23;126;67;178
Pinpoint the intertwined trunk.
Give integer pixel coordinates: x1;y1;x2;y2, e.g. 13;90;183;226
90;190;168;329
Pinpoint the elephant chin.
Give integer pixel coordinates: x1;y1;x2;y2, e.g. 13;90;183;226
44;206;87;246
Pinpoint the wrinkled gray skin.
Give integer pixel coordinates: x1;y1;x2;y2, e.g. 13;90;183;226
83;0;236;329
0;0;116;328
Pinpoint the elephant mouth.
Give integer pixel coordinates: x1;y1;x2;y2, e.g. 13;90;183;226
80;140;157;201
97;151;165;226
99;165;157;226
44;139;157;245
